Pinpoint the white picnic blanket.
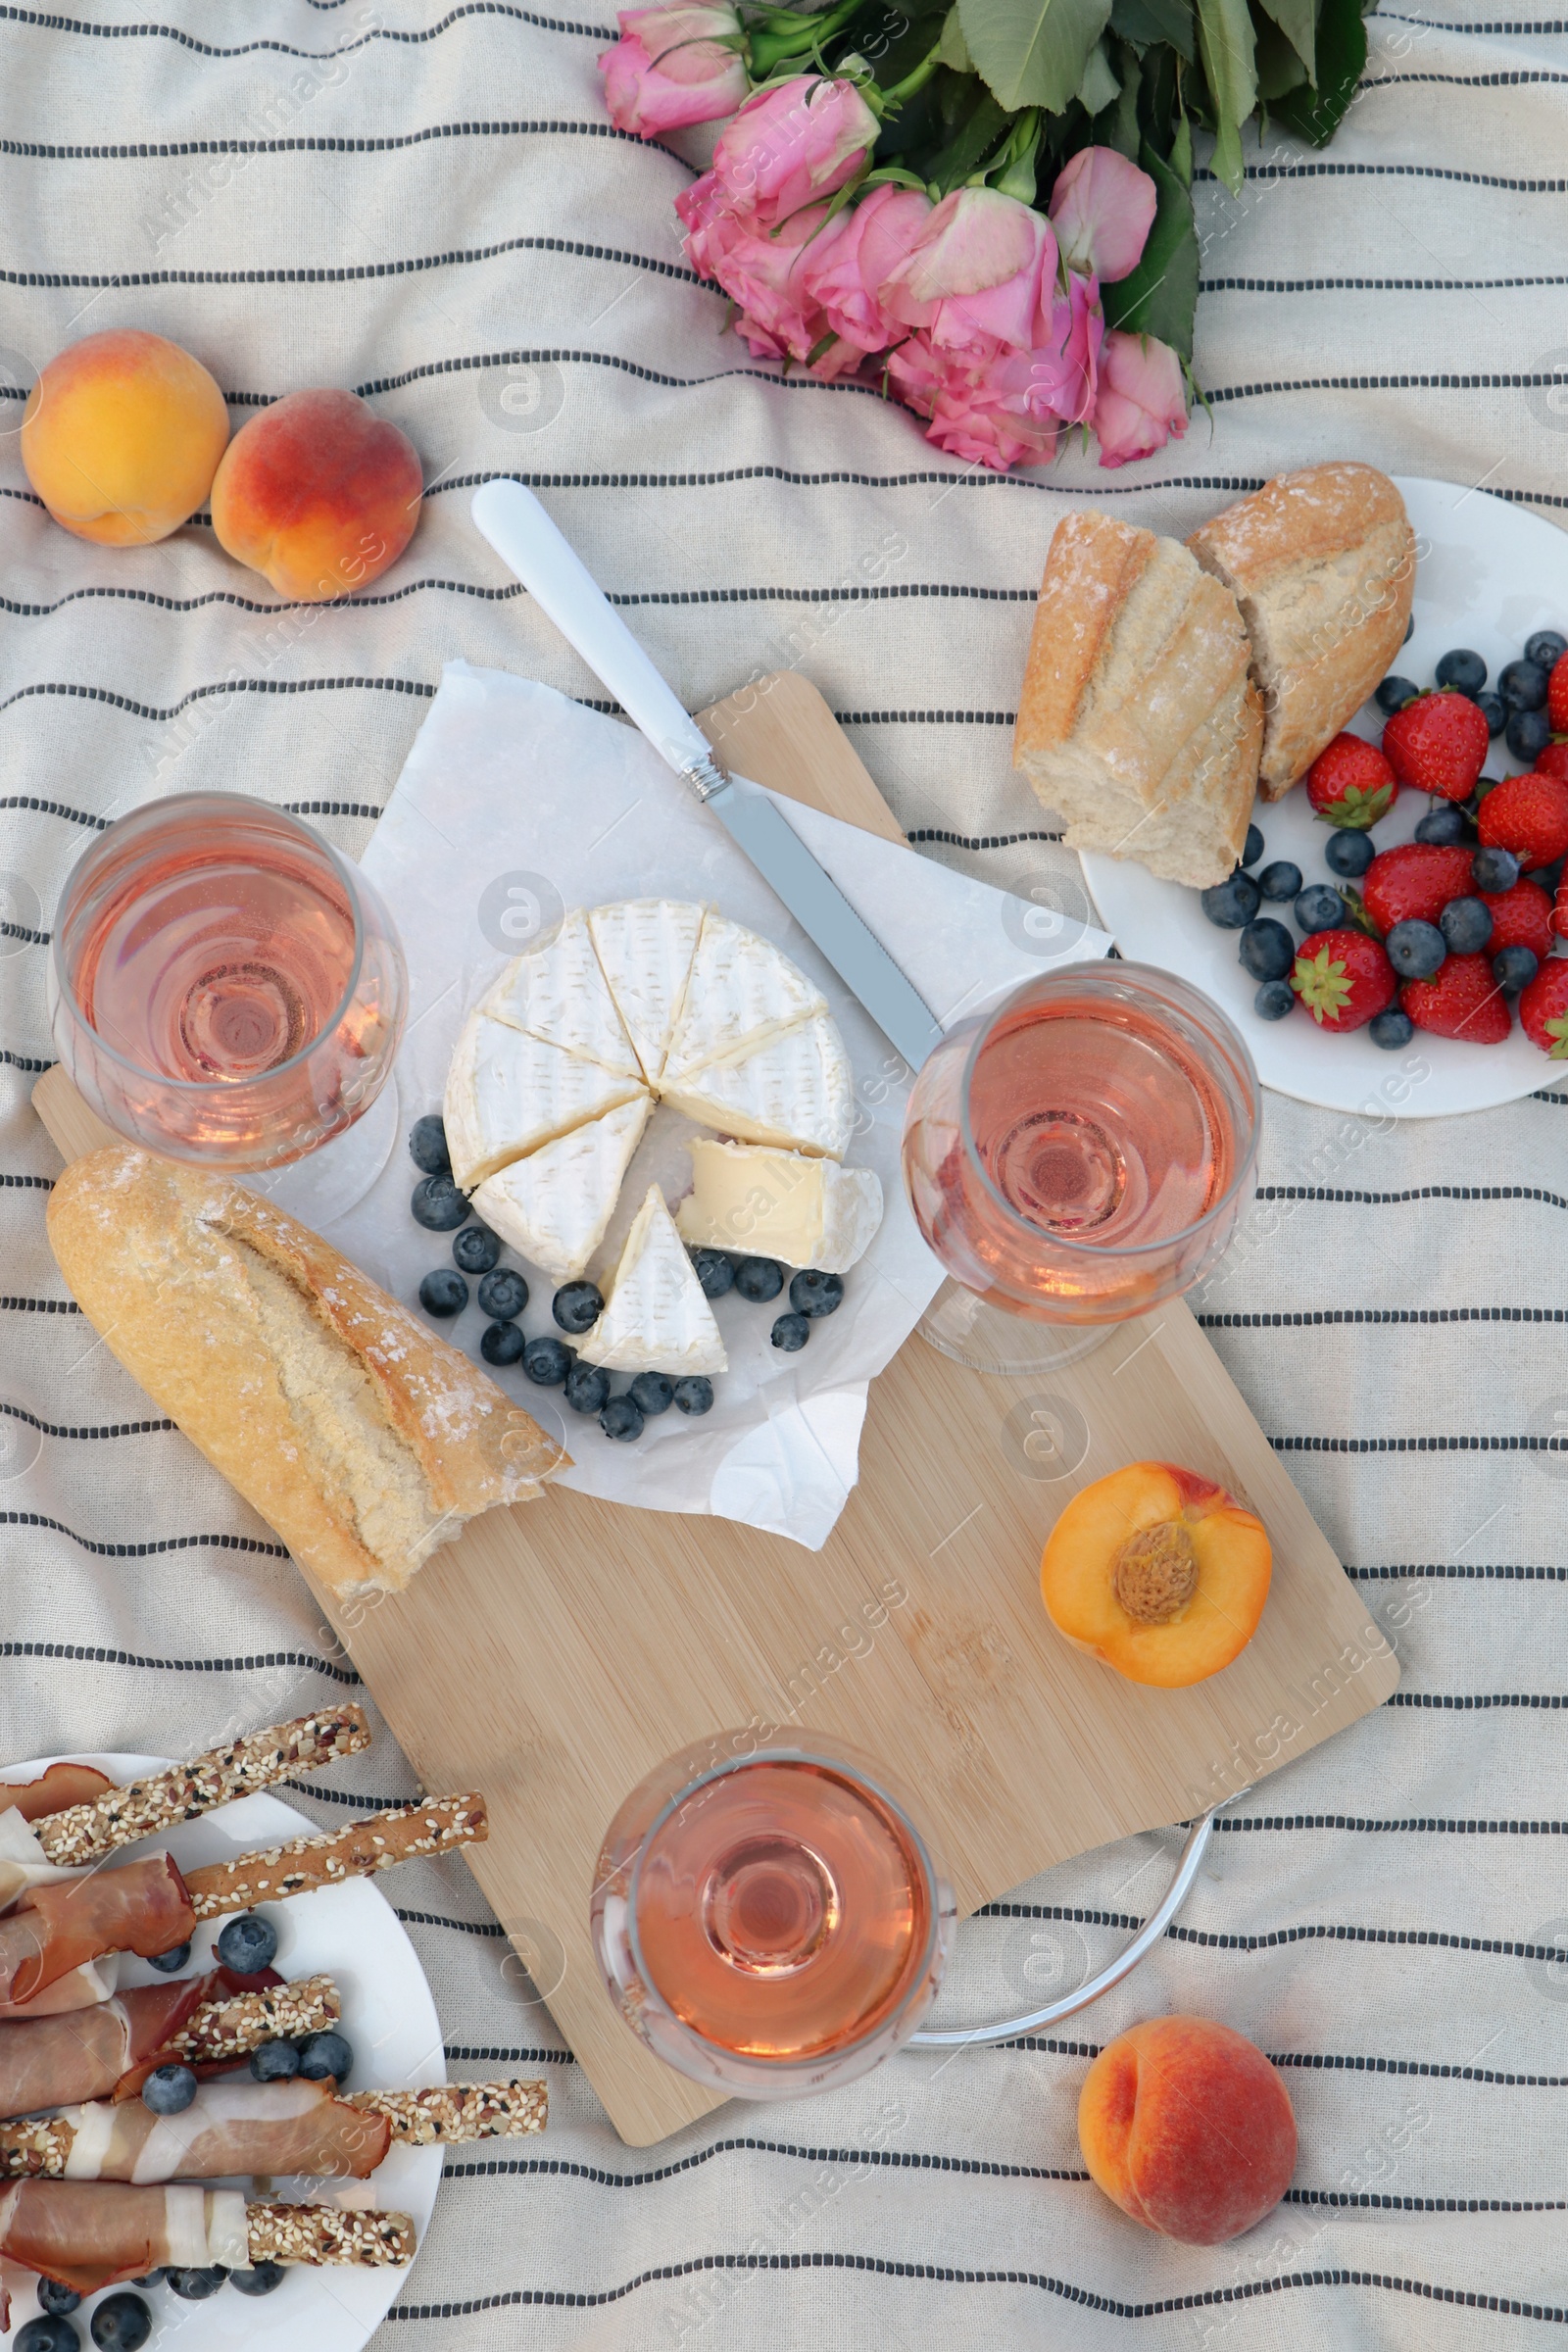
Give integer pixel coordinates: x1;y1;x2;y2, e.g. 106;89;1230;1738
3;4;1568;2344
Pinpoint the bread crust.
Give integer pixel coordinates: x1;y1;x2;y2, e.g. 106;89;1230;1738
1012;511;1157;760
47;1147;566;1595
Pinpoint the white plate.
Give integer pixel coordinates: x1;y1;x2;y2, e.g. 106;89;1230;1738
1080;477;1568;1118
2;1755;442;2352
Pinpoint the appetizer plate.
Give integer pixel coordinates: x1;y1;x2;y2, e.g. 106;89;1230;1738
1;1756;442;2352
1081;477;1567;1118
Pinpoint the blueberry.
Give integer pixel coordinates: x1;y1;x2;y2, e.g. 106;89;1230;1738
600;1395;646;1442
249;2036;300;2082
478;1267;529;1321
1255;859;1302;902
522;1335;573;1386
166;2270;226;2301
1375;673;1419;714
690;1247;736;1298
1439;896;1493;955
452;1223;501;1276
1537;858;1566;899
37;2282;82;2317
90;2298;152;2352
1385;919;1447;979
733;1256;784;1302
1240;823;1265;868
18;2322;79;2352
228;2266;285;2298
1507;709;1552;763
141;2064;197;2115
418;1268;468;1319
1238;919;1295;983
129;2277;165;2292
672;1377;714;1416
564;1361;612;1415
1252;979;1296;1020
1494;943;1540;994
1294;884;1347;933
146;1939;192;1974
629;1371;674;1415
789;1269;845;1318
480;1319;526;1367
1435;648;1487;696
1498;657;1548;712
1368;1007;1414;1050
1325;831;1376;878
1526;629;1567;670
1200;872;1261;928
408;1114;451;1176
412;1174;469;1232
1472;844;1521;893
553;1280;604;1335
1477;691;1507;737
297;2029;353;2082
771;1311;810;1351
1403;614;1414;645
1415;801;1470;845
217;1912;278;1974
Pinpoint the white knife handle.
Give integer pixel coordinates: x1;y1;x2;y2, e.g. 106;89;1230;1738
471;480;716;783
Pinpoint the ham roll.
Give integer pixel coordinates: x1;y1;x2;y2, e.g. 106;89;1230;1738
0;1972;339;2120
0;2179;413;2296
0;1856;193;2015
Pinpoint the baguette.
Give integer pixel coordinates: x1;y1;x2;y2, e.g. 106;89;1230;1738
1187;463;1416;798
1012;510;1261;889
46;1147;568;1596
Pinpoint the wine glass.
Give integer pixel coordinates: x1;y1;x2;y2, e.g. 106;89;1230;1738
48;792;407;1172
902;963;1261;1375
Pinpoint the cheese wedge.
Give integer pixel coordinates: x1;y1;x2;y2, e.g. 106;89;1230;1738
577;1185;728;1376
675;1139;883;1273
662;910;827;1085
661;1014;854;1160
588;900;705;1085
473;1096;652;1283
443;1012;645;1191
481;908;642;1082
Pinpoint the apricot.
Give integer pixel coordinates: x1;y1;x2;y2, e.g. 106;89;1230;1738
210;388;422;601
21;328;229;546
1078;2015;1298;2244
1040;1461;1270;1688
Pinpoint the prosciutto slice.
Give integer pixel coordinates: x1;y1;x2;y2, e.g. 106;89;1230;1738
0;2178;250;2294
0;1766;114;1825
55;2080;391;2184
0;1855;194;2014
0;1971;252;2121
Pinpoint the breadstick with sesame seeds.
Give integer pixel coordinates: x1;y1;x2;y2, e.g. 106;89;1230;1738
0;2180;415;2287
182;1795;487;1918
349;2080;548;2142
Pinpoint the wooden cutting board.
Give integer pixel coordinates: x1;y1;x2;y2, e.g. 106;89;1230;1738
32;670;1398;2146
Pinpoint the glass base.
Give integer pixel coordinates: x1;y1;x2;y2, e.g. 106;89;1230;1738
916;1281;1112;1377
247;1076;400;1231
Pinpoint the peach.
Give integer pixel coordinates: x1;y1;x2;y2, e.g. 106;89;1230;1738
20;328;229;546
1041;1461;1271;1688
1078;2015;1298;2244
210;388;421;601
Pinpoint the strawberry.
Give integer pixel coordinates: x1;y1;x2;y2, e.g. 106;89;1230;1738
1547;651;1568;735
1400;953;1511;1044
1477;770;1568;871
1520;957;1568;1057
1534;742;1568;783
1305;732;1398;828
1381;692;1490;801
1362;842;1475;935
1482;878;1554;959
1290;929;1397;1030
1555;880;1568;943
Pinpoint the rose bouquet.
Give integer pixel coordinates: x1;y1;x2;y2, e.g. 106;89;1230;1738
599;0;1369;471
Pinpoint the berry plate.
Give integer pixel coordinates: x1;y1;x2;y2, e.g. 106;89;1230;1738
1079;477;1563;1118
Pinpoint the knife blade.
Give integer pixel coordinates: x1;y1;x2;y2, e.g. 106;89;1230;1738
471;480;945;1072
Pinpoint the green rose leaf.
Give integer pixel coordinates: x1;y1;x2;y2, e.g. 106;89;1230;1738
1272;0;1366;146
1102;136;1200;361
1076;32;1122;110
1253;0;1314;82
936;5;975;72
1194;0;1256;193
1108;0;1195;61
956;0;1113;115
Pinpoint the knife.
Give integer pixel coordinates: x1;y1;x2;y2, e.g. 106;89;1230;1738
471;480;946;1074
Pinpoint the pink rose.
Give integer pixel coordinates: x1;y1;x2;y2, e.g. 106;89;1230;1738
1093;329;1188;467
1048;147;1158;284
679;194;852;368
710;75;878;229
887;337;1061;470
1031;269;1104;429
797;182;933;354
599;2;747;137
881;187;1056;358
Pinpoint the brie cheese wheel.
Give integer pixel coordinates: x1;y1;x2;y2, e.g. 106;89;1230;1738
481;908;642;1081
661;1013;854;1160
443;1011;645;1190
578;1185;728;1375
676;1139;883;1274
473;1097;652;1284
588;899;704;1084
662;910;827;1084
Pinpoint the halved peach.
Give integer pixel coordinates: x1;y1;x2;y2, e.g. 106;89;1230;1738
1040;1461;1271;1688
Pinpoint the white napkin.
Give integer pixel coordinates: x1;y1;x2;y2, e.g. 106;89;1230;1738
325;662;1109;1548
